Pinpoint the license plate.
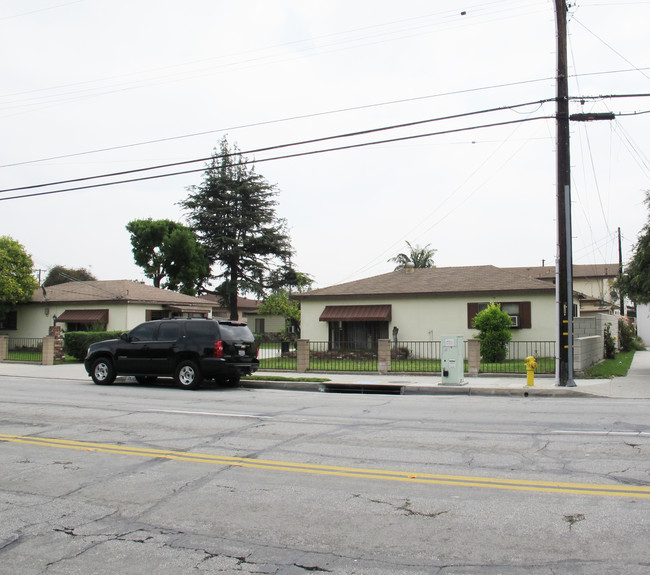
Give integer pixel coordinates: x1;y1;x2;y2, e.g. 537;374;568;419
239;350;246;356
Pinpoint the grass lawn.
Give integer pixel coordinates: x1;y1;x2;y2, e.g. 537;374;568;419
480;357;555;374
259;358;298;369
583;350;636;378
391;359;442;372
8;351;42;362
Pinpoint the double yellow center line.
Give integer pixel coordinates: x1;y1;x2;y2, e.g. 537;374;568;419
2;433;649;498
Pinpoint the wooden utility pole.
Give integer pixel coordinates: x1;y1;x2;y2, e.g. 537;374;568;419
555;0;575;386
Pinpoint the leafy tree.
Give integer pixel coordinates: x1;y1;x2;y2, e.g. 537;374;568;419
267;266;313;294
617;192;650;304
180;137;293;319
258;291;301;334
42;265;96;287
126;218;210;295
472;302;513;363
389;241;437;270
0;236;39;314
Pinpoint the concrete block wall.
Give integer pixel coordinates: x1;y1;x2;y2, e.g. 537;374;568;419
467;339;480;376
378;339;391;374
574;335;602;373
575;313;618;341
296;339;310;372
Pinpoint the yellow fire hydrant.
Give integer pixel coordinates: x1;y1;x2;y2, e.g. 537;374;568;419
524;356;537;387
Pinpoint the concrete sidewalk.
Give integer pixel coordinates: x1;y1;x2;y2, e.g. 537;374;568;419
1;350;649;398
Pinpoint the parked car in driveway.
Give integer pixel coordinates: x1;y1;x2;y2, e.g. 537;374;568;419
84;318;258;389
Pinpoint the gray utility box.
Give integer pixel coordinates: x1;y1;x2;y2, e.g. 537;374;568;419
441;335;465;385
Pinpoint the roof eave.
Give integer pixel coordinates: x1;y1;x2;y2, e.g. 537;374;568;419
299;287;557;299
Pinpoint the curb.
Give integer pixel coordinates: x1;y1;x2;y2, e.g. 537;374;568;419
0;372;610;398
240;380;603;398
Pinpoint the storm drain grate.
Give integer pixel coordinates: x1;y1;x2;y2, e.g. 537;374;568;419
319;383;404;395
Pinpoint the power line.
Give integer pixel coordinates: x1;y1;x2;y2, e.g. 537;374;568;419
2;79;647;170
0;116;553;202
0;81;556;169
0;99;554;194
4;93;646;196
572;17;650;80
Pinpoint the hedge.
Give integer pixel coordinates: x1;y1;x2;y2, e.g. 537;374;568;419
64;331;123;360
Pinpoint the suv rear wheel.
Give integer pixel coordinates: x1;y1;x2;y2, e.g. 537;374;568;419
175;360;202;390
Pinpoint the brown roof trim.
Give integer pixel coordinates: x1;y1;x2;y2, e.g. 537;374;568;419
319;305;392;322
55;309;109;323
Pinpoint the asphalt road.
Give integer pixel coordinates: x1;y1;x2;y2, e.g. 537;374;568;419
1;376;649;574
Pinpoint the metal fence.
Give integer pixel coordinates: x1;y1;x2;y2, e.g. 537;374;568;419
390;340;442;372
479;340;555;374
8;338;43;362
257;341;298;371
256;339;556;374
309;341;378;372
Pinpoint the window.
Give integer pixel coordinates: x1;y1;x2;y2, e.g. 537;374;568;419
467;302;531;329
185;321;216;339
129;322;158;341
157;323;181;341
255;318;265;334
328;321;389;349
0;311;17;330
146;310;170;321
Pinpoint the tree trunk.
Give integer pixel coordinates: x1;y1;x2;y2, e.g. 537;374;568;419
229;266;239;320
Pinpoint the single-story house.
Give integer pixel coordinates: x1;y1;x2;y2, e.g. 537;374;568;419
297;265;581;347
505;263;620;316
4;280;214;339
199;294;286;335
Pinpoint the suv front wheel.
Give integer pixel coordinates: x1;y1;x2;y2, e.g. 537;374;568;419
174;360;202;390
91;357;116;385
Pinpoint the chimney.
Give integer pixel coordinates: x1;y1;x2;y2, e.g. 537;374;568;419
405;262;415;273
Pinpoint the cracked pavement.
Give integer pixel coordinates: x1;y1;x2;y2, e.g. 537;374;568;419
0;376;649;574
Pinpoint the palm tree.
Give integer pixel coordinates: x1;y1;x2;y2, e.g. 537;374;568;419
389;241;437;270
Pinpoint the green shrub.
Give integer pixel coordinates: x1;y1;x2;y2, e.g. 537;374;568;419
603;324;616;359
64;331;123;360
473;302;513;363
618;318;644;352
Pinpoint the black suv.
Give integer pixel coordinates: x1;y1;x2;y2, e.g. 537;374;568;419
84;318;258;389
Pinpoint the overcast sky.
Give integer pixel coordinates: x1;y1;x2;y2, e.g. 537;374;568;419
2;0;649;291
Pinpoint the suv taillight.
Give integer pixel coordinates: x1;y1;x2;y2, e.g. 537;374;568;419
214;340;224;358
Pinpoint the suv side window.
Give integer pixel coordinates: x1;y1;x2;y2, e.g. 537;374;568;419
158;322;181;342
184;321;216;339
129;322;158;342
218;323;255;342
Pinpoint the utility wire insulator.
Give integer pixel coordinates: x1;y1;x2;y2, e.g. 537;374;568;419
569;112;616;121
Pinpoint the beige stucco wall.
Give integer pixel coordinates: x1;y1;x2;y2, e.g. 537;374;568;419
8;305;56;339
8;303;190;339
300;294;560;343
637;304;650;346
242;313;286;334
574;277;615;301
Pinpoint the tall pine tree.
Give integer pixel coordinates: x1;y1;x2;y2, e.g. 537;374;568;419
180;137;293;319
